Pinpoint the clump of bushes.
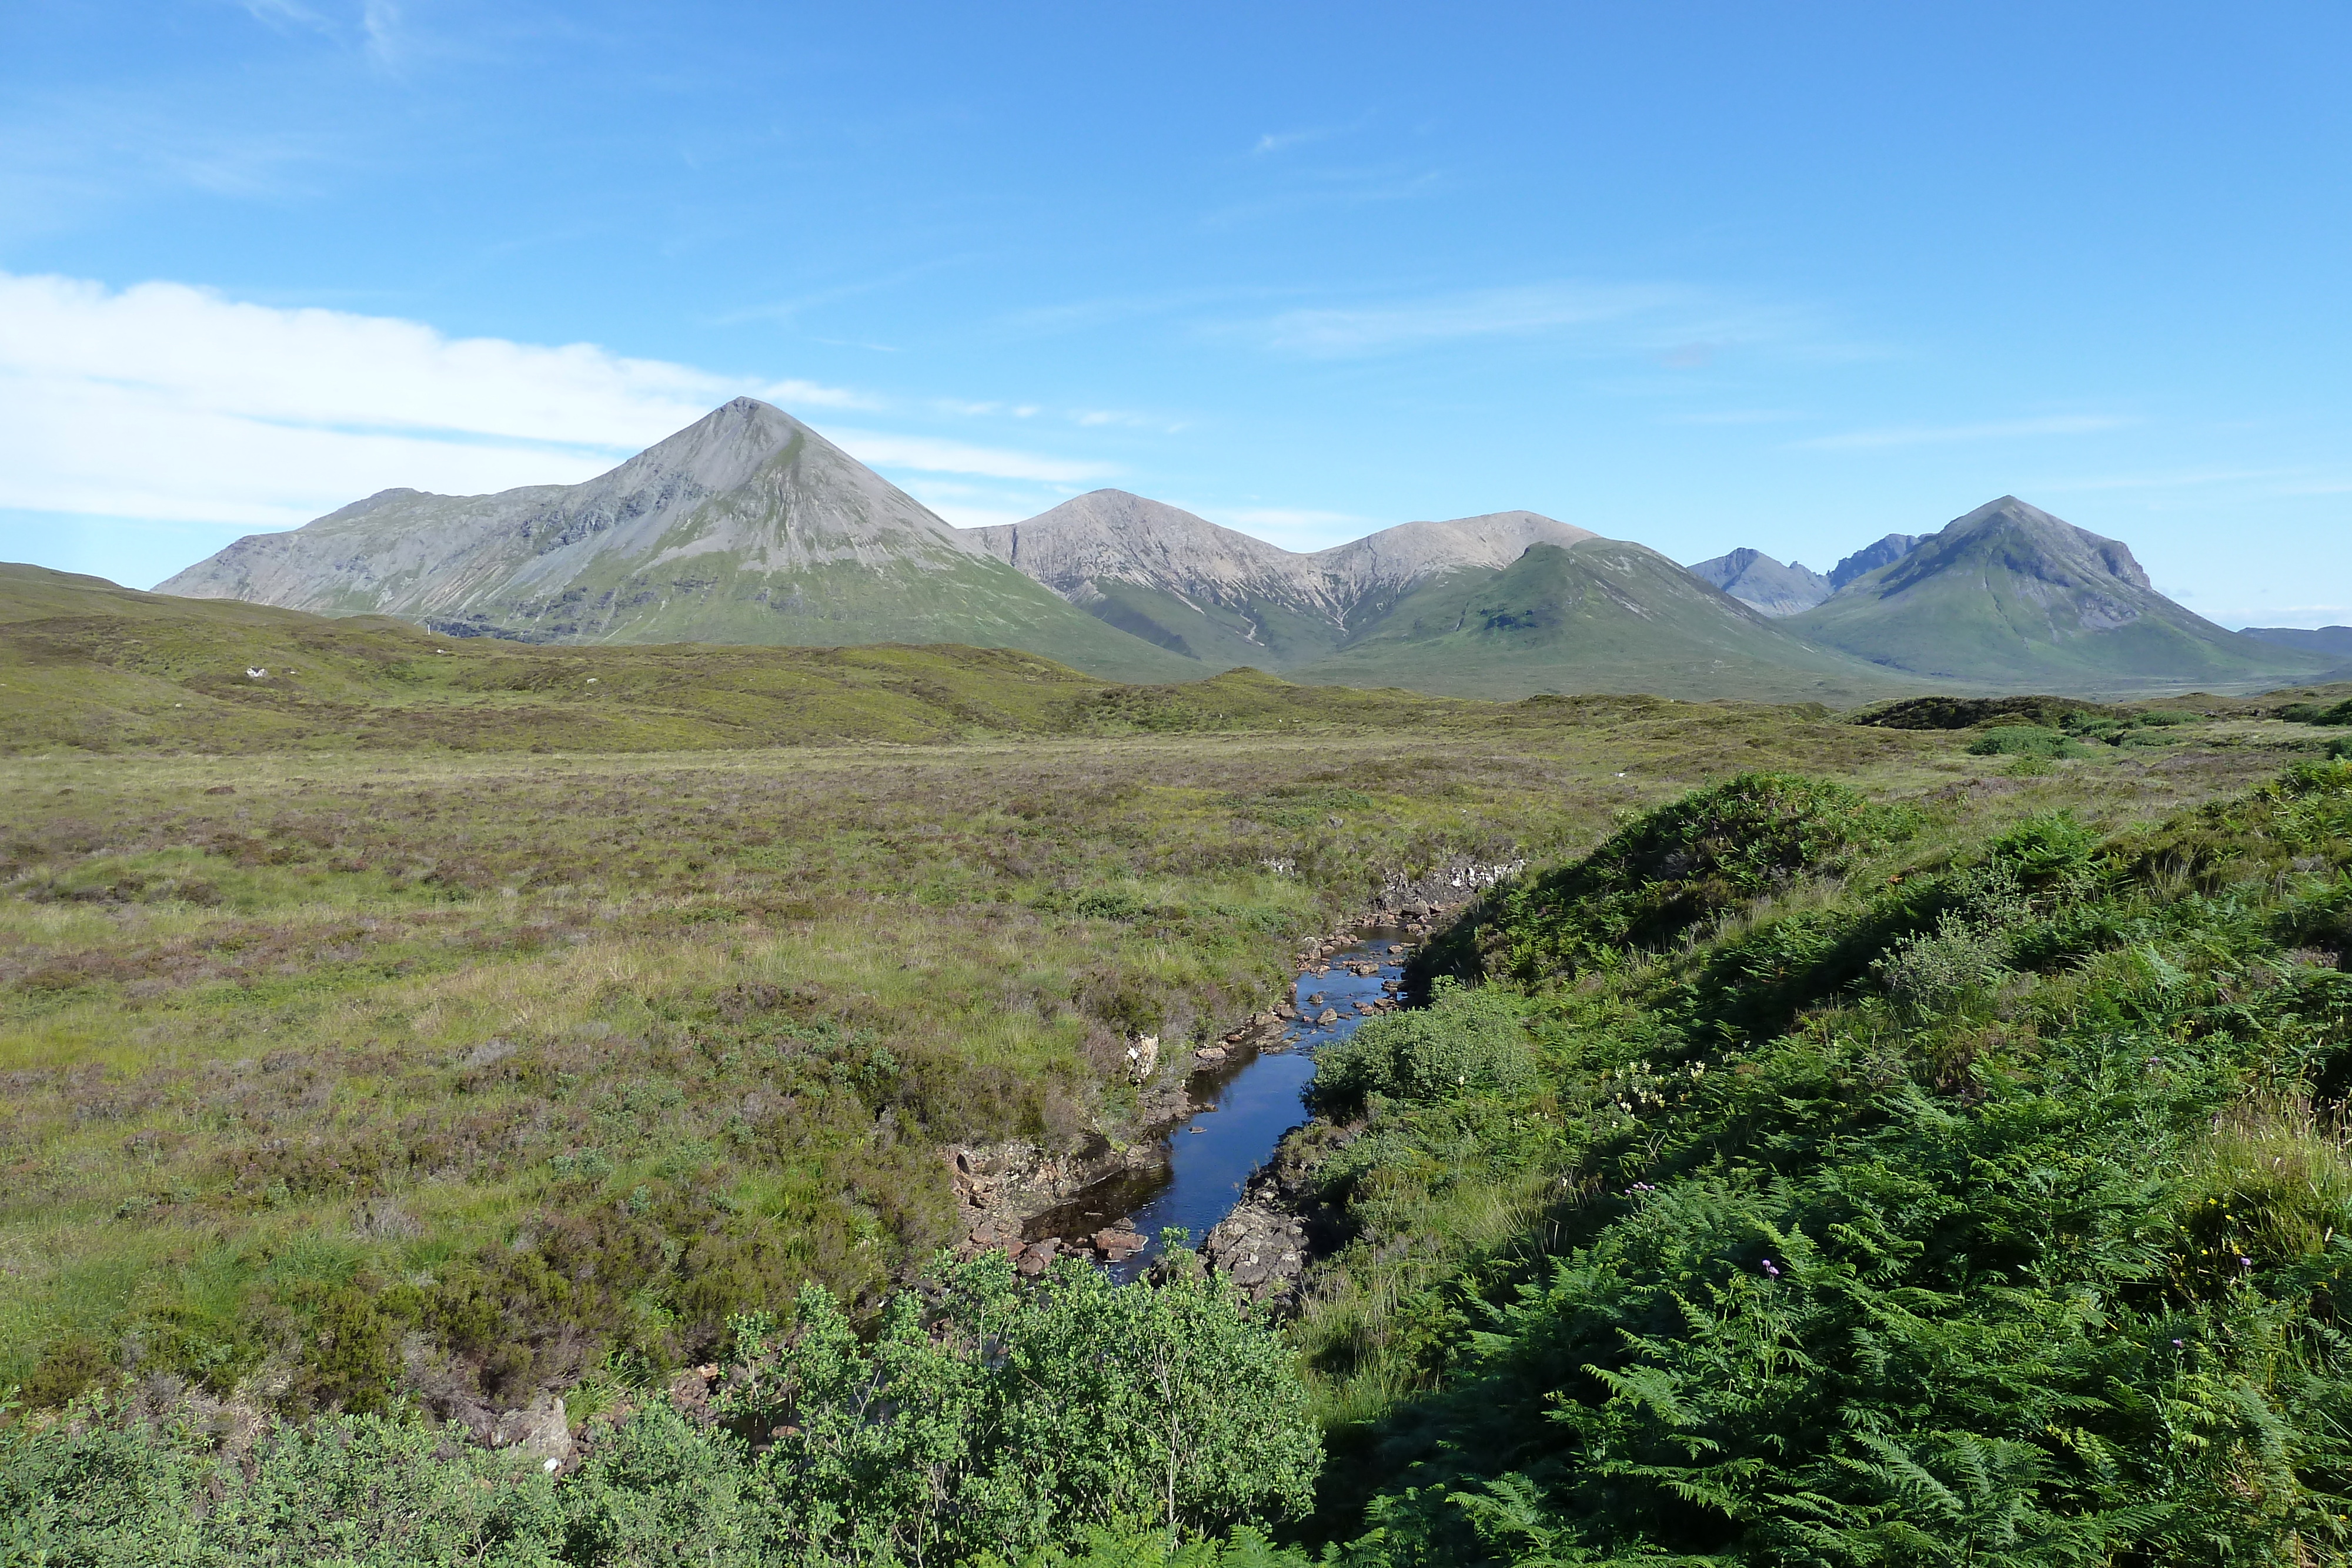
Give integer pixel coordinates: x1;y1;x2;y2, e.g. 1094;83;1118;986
2;1251;1319;1566
2280;698;2352;726
1308;982;1536;1112
1428;772;1919;984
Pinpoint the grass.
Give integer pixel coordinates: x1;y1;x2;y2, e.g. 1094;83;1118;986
5;574;2349;1446
0;696;1966;1402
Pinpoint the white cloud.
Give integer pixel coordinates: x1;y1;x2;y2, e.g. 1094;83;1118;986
1795;415;2130;452
0;270;878;526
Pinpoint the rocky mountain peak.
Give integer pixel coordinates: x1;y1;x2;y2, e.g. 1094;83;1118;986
1686;548;1832;617
1828;532;1920;590
1902;496;2154;596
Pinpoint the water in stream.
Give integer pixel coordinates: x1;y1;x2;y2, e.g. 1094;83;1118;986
1030;925;1414;1279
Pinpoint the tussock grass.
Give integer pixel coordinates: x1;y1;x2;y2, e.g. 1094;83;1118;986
0;682;2295;1429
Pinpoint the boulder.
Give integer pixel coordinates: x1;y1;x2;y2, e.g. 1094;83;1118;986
1094;1227;1147;1257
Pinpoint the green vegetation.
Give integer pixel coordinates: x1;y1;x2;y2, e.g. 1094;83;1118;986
1293;540;1922;706
3;660;1981;1414
1275;761;2352;1562
13;584;2352;1562
3;1249;1319;1564
1;563;1482;755
2282;698;2352;726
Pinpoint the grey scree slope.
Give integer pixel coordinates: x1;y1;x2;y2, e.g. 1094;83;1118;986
971;489;1599;649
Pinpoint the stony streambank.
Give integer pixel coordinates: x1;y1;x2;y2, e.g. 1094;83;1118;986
947;858;1519;1291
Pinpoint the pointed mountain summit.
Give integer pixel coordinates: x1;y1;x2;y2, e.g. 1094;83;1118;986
1791;496;2334;691
157;400;1194;680
974;492;1596;667
1687;548;1832;617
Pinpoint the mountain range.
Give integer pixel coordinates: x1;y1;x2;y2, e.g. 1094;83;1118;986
150;398;2338;702
156;399;1196;684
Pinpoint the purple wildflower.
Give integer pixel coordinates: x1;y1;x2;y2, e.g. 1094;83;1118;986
1760;1258;1781;1279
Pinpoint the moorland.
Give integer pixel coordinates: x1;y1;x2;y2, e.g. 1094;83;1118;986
9;559;2352;1562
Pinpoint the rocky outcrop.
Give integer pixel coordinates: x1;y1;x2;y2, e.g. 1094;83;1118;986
1198;1118;1359;1310
489;1391;573;1470
949;1136;1139;1258
1369;861;1524;937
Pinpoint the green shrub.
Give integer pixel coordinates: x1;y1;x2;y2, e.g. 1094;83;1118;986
1982;811;2101;888
2280;700;2352;726
1309;982;1536;1112
1870;907;2010;1015
0;1255;1316;1566
722;1252;1319;1560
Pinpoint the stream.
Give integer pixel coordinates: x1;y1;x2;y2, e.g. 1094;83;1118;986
1026;924;1415;1279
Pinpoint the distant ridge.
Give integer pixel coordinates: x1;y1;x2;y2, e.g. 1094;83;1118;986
1687;548;1832;617
1791;496;2334;691
2241;625;2352;660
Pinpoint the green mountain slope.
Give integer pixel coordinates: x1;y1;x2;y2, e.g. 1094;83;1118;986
1792;496;2333;693
1290;538;1932;703
0;563;1238;754
155;400;1194;684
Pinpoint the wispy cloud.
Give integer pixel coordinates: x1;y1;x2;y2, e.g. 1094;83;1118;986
933;399;1041;419
238;0;332;31
1200;164;1442;230
1253;281;1701;357
1248;121;1362;158
1794;414;2132;452
360;0;405;66
1067;407;1185;433
0;269;878;528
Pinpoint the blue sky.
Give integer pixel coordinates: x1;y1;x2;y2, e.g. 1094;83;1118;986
3;1;2348;627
